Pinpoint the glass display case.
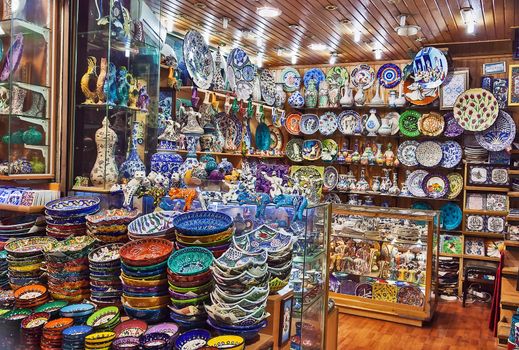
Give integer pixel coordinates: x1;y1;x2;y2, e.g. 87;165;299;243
329;204;439;326
69;0;162;192
0;0;57;178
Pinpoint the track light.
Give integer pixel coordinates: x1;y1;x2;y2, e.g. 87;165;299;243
460;7;476;34
329;52;338;65
353;29;361;43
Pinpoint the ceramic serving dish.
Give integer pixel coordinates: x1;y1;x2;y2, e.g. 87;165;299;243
214;247;268;272
45;196;100;217
120;239;174;267
127;211;178;238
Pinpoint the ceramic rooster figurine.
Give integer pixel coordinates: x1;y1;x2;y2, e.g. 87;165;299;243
81;56;98;104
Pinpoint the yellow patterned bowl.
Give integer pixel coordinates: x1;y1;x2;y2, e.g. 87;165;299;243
85;331;116;344
207;335;245;350
121;295;169;308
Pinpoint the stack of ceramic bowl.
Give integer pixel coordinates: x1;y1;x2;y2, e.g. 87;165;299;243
20;311;51;349
44;196;100;240
86;306;121;332
35;300;69;318
207;246;270;342
60;303;96;325
61;325;93;350
139;332;175;350
14;284;50;309
5;236;57;289
173;211;234;258
167;247;213;328
0;250;8;289
41;317;74;350
144;322;179;343
127;211;178;241
0;289;15;309
43;236;96;302
88;243;123;306
120;238;173;322
84;331;116;350
0;308;32;347
0;214;46;247
233;224;294;294
86;208;139;244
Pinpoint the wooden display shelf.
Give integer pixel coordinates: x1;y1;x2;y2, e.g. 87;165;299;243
508;169;519;175
502;266;518;278
174;150;284;159
439;252;462;258
504;240;519;248
463;231;505;239
465;186;509;192
507;215;519;221
248;333;275;350
0;204;44;213
71;185;112;193
0;174;55;181
508;192;519;198
462;254;500;262
331;190;461;201
463;209;508;216
263;288;293;350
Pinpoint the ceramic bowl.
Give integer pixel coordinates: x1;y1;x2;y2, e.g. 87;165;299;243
168;279;214;294
145;322;179;337
207;318;267;341
123;305;167;322
127;211;178;238
114;319;148;338
207;335;245;350
84;331;116;344
205;304;267;325
35;300;69;317
60;303;95;318
175;226;235;245
20;312;50;329
175;329;211;350
213;285;269;304
167;267;212;285
43;317;74;331
112;336;140;350
14;283;47;300
214;247;268;272
269;277;289;293
0;308;31;320
167;247;213;276
86;306;120;329
210;291;267;310
173;211;233;236
122;295;169;308
45;196;100;217
120;238;174;267
86;208;140;225
139;332;171;350
121;274;167;288
0;214;42;231
5;236;57;257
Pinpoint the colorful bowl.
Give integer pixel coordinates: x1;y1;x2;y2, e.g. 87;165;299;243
207;335;245;350
175;329;211;350
167;247;213;276
45;196;100;217
175;226;235;244
112;336;140;350
128;211;178;237
173;211;233;236
139;332;171;349
122;295;169;308
20;312;50;329
86;306;120;329
114;319;148;338
120;238;174;267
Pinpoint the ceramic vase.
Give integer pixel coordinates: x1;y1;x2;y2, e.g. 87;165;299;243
288;91;304;109
340;84;354;107
388;172;400;195
364;109;380;136
369;81;384;105
318;80;329;108
354;87;365;106
371;176;381;192
90;117;119;186
378;117;393;136
119;121;146;180
328;81;340;107
388;90;397;107
305;79;318;108
150;140;183;180
375;143;384;166
395;83;406;107
212;47;226;91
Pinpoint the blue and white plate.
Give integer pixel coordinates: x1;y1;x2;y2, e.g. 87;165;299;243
337;110;362;135
412;47;448;89
303;68;325;89
475;110;516;152
440;141;462;168
300;114;319;135
280;67;301;92
183;30;214;89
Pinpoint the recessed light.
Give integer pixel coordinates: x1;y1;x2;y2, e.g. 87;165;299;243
194;2;206;9
340;19;351;25
257;6;282;18
329;52;338;65
325;4;337;11
373;48;383;60
308;43;328;51
288;23;301;30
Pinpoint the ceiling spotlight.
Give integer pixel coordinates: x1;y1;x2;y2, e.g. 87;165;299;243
257;6;282;18
460;6;476;34
373;48;382;60
394;14;420;36
288;23;301;30
308;43;328;51
325;4;338;10
203;32;210;45
329;52;338;65
353;29;361;43
194;2;206;9
276;47;286;56
291;52;298;64
256;36;264;48
222;17;230;29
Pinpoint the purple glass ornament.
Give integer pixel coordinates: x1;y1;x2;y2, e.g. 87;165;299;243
0;33;24;81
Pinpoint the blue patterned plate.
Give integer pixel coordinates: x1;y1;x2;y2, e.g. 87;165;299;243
280;67;301;92
173;211;232;236
440;141;462;169
128;211;179;237
182;30;214;89
303;68;325;89
377;63;402;88
440;202;462;231
214;247;268;271
45;196;100;217
475;110;516;152
337;110;362;135
299;114;319;135
233;224;293;254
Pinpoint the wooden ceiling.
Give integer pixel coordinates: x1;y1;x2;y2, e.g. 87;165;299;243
149;0;519;66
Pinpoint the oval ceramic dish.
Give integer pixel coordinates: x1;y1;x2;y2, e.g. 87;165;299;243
45;196;100;217
127;211;178;238
475;110;516;151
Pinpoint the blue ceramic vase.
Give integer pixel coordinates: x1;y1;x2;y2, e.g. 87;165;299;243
150;140;183;179
119;121;146;180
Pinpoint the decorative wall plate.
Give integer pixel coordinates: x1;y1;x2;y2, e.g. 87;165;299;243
183;30;214;90
406;170;428;198
300;114;319;135
303;68;326;89
416;141;442;167
285;139;304;162
337;110;361;135
412;47;448;89
440;141;462;169
403;76;439;106
319;112;338;136
466;215;484;232
326;66;349;86
323;166;339;190
397;141;419;167
491;168;508;185
377;63;402;88
302;140;322;161
226;48;253;99
422;173;449;198
397;286;424;306
280;67;301;92
268;126;283;150
229;48;250;68
321;139;338;161
355;283;373;299
469;166;488;184
372;283;397;303
351;64;375;89
259;69;276;106
398;110;421;137
440;202;462;231
443;112;464;137
418;112;444;136
446;173;463;199
453;88;499;131
475;110;516;151
284;114;302;135
486;216;505;233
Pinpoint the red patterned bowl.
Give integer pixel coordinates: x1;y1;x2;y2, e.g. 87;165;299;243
120;238;174;267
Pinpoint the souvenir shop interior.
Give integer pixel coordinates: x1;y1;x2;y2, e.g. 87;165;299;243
0;0;518;349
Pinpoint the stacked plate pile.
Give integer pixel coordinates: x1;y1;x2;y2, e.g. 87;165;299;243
20;311;51;349
127;211;178;241
207;246;270;342
0;214;46;247
59;303;96;324
88;243;124;306
464;146;488;163
84;331;116;350
0;308;32;347
120;238;173;322
86;208;139;244
35;300;69;318
173;211;234;258
14;284;50;309
233;224;294;294
61;325;93;350
5;236;57;289
44;196;100;240
43;236;96;302
0;250;8;289
167;247;213;328
41;317;74;350
86;306;120;332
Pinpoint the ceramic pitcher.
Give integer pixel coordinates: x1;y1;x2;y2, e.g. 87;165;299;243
340;83;354;107
354;87;366;106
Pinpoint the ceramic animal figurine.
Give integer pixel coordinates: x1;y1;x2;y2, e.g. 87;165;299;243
136;82;150;111
110;170;149;209
96;57;107;103
168;187;197;211
116;66;130;106
340;84;354;107
354;87;365;106
103;62;117;105
237;191;271;218
81;56;98;104
272;194;308;221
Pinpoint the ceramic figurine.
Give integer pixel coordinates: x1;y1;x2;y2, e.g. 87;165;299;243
212;47;226;91
305;79;318;108
369;81;384;105
371;176;381;192
340;83;354;107
318;80;329;108
380;169;391;193
103;62;117;105
81;56;98;104
137;82;150;111
388;172;400;195
90;117;119;187
344;149;352;164
119;121;146;180
354;87;365;106
191;88;200;109
275;83;286;108
375;143;384;166
116;66;130;106
127;74;139;109
96;57;107;103
360;144;371;166
181;107;204;135
328;80;340;107
364;109;380;136
378;116;393;136
351;141;360;164
384;143;395;166
199;123;216;152
388;90;397;107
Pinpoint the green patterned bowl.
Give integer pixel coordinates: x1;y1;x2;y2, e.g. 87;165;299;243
167;247;213;276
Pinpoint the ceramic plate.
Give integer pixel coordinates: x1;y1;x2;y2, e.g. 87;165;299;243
398;110;421;137
416;141;442;167
418;112;444;136
326;66;349;86
285;139;304;162
303;68;326;89
475;110;516;151
491;168;508;185
440;202;462;230
443;112;464;137
300;114;319;135
377;63;402;89
321;139;338;162
319;112;338;136
285;113;301;135
385;112;400;135
453;88;499;131
351;64;375;89
323;166;339;190
337;110;361;135
447;173;463;199
280;67;301;92
397;140;419;167
403;76;439;106
440;141;462;169
268;126;283;150
406;170;428;198
259;69;276;106
412;47;448;89
422;173;449;198
227;48;252;99
302;140;322;161
183;30;214;90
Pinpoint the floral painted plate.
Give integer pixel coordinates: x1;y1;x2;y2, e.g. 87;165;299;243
453;88;499;131
302;140;322;161
326;66;349;86
398;110;421;137
443;112;464;137
259;69;276;106
351;64;375;89
440;202;462;230
183;30;214;90
285;138;304;162
412;47;448;89
280;67;301;92
321;139;338;162
337;110;361;135
268;126;283;150
418;112;444;136
397;140;419;167
284;113;301;135
377;63;401;89
303;68;326;89
416;141;442;167
299;114;319;135
422;173;449;198
406;170;428;198
475;110;516;151
447;173;463;199
319;112;338;136
440;141;462;169
323;166;339;190
397;286;424;306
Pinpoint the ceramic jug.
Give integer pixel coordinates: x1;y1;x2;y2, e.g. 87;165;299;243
328;81;340;107
388;173;400;195
340;84;354;107
378;117;393;136
372;176;381;192
90;117;119;187
305;79;318;108
354;87;366;106
318;80;329;108
364;109;380;136
369;81;384;106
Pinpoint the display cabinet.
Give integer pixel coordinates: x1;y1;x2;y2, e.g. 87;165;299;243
329;204;439;326
0;0;57;178
69;0;162;192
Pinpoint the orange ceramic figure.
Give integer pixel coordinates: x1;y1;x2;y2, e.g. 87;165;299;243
168;188;197;211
